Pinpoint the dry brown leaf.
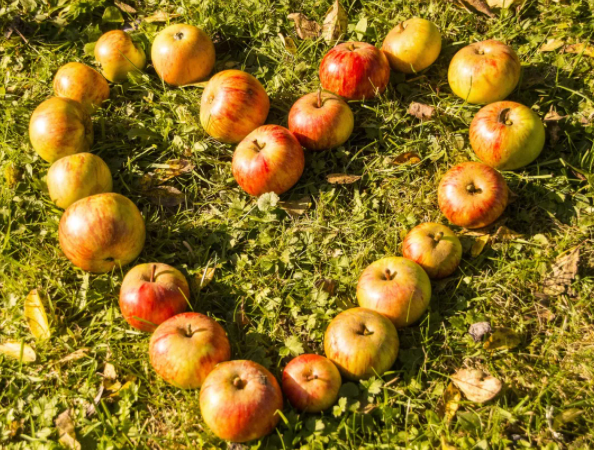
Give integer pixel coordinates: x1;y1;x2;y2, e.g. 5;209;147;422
460;0;495;17
143;11;180;23
487;0;521;7
408;102;436;121
196;267;216;290
139;159;195;189
471;234;490;258
542;246;580;296
452;369;502;403
326;173;362;185
279;196;311;217
493;225;522;241
143;186;185;207
288;13;321;40
315;278;338;295
321;0;348;42
24;289;51;341
392;152;421;165
564;43;594;57
114;1;136;13
56;409;81;450
278;33;298;55
483;327;521;351
0;341;36;362
539;39;565;52
544;108;565;122
58;348;90;364
436;382;461;421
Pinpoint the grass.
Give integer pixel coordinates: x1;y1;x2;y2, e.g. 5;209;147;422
1;0;594;448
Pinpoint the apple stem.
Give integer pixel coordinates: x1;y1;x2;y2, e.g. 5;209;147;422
150;264;156;283
384;269;393;281
252;139;266;151
233;377;245;389
466;183;478;194
174;32;184;41
434;232;444;243
317;88;322;109
396;22;405;33
498;108;513;126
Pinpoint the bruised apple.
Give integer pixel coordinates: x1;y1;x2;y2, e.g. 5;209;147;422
382;18;441;73
53;62;109;113
94;30;146;83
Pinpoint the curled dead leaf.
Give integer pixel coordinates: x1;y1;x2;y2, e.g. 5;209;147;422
539;39;565;52
321;0;348;42
24;289;51;341
493;225;522;242
56;409;81;450
114;1;136;13
326;173;361;185
288;13;321;40
0;341;36;362
408;102;436;121
143;186;185;207
139;159;195;189
58;348;90;364
457;0;495;17
544;108;565;122
436;382;461;421
471;234;490;258
452;369;502;403
542;246;580;296
483;327;521;351
392;152;421;166
279;196;311;217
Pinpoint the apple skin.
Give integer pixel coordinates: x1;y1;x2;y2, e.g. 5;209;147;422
288;91;354;151
94;30;146;83
438;162;509;229
200;360;283;442
53;62;110;114
324;307;399;381
448;40;521;105
59;193;146;273
120;263;190;332
319;42;390;100
282;354;341;413
151;24;215;87
200;70;270;143
469;101;545;170
232;124;305;196
381;18;441;73
47;153;112;209
402;223;462;279
29;97;93;163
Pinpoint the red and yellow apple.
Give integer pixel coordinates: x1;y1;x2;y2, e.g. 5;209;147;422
53;62;109;113
94;30;146;83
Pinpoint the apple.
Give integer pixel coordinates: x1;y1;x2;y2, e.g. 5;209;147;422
438;162;509;229
120;263;190;332
288;90;354;151
200;360;283;442
448;40;521;105
200;70;270;143
381;18;441;73
469;101;545;170
29;97;93;163
319;42;390;100
94;30;146;83
59;192;145;273
151;24;215;87
53;62;110;113
232;124;305;196
282;354;341;413
402;223;462;279
47;153;112;209
324;307;399;380
149;312;230;389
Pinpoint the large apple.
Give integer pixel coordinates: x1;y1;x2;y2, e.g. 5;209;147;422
438;162;509;229
282;354;341;413
200;70;270;143
324;307;399;380
59;193;145;273
151;24;215;86
200;360;283;442
470;101;545;170
53;62;109;113
402;223;462;279
120;263;190;332
94;30;146;83
47;152;112;209
232;124;304;196
288;90;354;151
29;97;93;163
381;18;441;73
319;42;390;100
149;312;230;388
448;40;520;104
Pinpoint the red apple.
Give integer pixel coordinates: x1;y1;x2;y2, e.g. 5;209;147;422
53;62;110;113
324;307;399;380
470;101;545;170
94;30;146;83
288;90;354;151
402;223;462;279
319;42;390;100
119;263;189;332
232;124;304;196
200;70;270;143
59;193;146;273
200;360;283;442
438;162;509;229
282;354;341;413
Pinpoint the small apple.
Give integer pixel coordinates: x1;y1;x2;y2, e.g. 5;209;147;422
29;97;93;163
448;40;521;104
59;193;146;273
53;62;110;113
47;153;112;209
200;70;270;143
94;30;146;83
200;360;283;442
438;162;509;229
151;24;215;87
319;42;390;100
381;18;441;73
282;354;341;413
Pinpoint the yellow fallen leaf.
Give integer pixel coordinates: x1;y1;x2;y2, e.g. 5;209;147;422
539;39;564;52
493;225;522;241
441;436;458;450
24;289;51;341
392;152;421;165
452;369;502;403
437;382;461;421
55;409;81;450
321;0;347;42
279;196;311;217
196;267;216;290
487;0;521;7
104;362;117;380
565;43;594;57
471;234;490;258
143;11;180;23
326;173;362;185
553;408;583;430
278;34;298;55
0;341;36;363
483;327;521;351
58;348;89;364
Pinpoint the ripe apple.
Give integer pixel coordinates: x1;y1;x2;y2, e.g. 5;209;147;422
94;30;146;83
438;162;509;229
200;360;283;442
59;193;145;273
381;18;441;73
288;90;354;151
324;307;399;380
469;101;545;170
402;223;462;279
448;40;521;104
120;263;190;332
232;124;304;196
53;62;110;114
29;97;93;163
200;70;270;143
149;312;230;389
319;42;390;100
151;24;215;86
47;152;112;209
282;354;341;413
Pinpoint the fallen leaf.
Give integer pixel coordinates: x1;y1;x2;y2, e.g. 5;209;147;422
24;289;51;341
315;278;338;295
83;42;96;57
471;234;490;258
55;409;81;450
321;0;348;42
107;378;136;397
437;382;461;421
103;362;117;380
326;173;362;185
493;225;522;241
542;246;580;296
564;43;594;57
102;6;124;23
278;33;298;55
441;436;458;450
279;196;311;216
553;408;583;430
143;186;185;207
4;162;23;187
139;159;195;189
452;369;502;403
257;192;279;211
539;39;565;52
487;0;521;7
58;348;89;364
143;11;180;23
544;108;565;122
408;102;436;121
288;13;321;40
182;81;210;88
195;267;216;290
483;327;521;351
392;152;421;165
114;1;136;13
468;321;492;342
0;341;36;362
460;0;495;17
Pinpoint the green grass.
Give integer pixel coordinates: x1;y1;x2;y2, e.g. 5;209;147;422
1;0;594;448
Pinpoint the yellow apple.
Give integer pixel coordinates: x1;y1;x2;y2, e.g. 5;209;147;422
94;30;146;83
53;62;110;113
382;18;441;73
